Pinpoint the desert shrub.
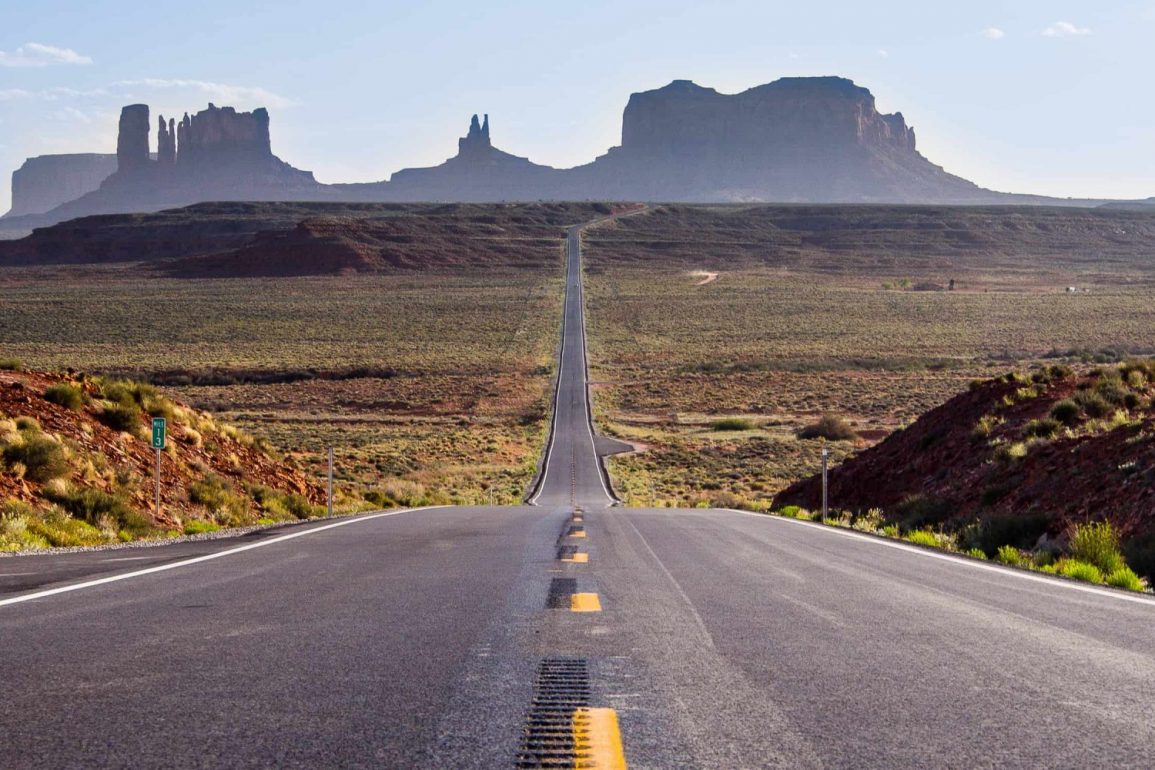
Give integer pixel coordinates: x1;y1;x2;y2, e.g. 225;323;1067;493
189;475;251;523
973;414;1004;438
965;547;988;560
995;545;1026;566
776;505;802;518
905;529;940;548
1056;558;1104;584
1123;532;1155;583
49;488;151;536
893;494;953;530
1024;417;1060;439
881;523;900;538
965;513;1050;556
852;507;884;532
1047;364;1074;380
1125;369;1148;388
3;436;69;482
1105;567;1146;592
43;383;85;410
1031;549;1057;568
1094;379;1128;406
1073;390;1112;419
711;417;754;431
993;441;1028;463
15;416;39;432
284;494;320;519
0;358;23;371
0;503;50;551
796;414;857;441
99;402;141;432
1069;521;1125;575
1049;399;1081;426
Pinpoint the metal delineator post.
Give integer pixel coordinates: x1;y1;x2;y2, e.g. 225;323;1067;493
327;447;334;517
821;444;829;524
155;448;162;520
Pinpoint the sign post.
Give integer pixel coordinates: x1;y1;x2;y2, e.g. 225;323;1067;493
821;444;829;524
152;418;166;519
327;447;334;517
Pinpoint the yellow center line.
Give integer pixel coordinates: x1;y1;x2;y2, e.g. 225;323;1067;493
572;707;628;769
571;531;586;538
570;592;602;612
562;552;589;564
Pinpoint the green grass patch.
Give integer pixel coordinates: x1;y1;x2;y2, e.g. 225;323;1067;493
1069;521;1125;575
1055;558;1104;584
995;545;1026;566
183;519;222;535
904;529;940;548
1105;567;1146;592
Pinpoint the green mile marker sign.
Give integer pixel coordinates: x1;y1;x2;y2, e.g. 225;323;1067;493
152;417;166;450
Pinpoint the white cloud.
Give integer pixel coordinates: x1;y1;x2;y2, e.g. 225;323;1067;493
0;42;92;67
114;79;295;109
878;48;889;58
1042;21;1092;37
0;89;33;101
54;107;94;124
983;27;1006;40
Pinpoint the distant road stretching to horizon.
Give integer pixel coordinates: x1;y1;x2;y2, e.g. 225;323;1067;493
2;215;1154;768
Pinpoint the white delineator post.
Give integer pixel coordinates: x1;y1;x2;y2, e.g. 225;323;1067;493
327;447;334;517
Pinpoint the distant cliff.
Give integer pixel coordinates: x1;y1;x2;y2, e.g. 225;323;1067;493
2;77;1108;230
336;114;560;202
3;103;324;229
565;77;993;203
7;154;117;217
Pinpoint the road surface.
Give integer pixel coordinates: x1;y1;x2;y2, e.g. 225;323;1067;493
2;217;1153;768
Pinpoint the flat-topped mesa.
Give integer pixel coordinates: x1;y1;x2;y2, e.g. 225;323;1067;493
458;113;493;158
177;103;273;168
620;76;916;156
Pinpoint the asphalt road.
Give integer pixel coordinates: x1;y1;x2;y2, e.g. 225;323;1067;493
2;219;1154;768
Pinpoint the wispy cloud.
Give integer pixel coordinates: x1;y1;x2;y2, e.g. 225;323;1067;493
114;79;295;109
0;42;92;67
982;27;1006;40
1042;21;1092;38
877;48;889;58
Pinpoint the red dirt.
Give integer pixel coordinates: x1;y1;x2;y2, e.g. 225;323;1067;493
1;369;320;528
775;366;1155;543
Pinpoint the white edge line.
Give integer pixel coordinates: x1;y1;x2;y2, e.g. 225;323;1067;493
722;508;1155;607
0;506;446;609
529;226;614;506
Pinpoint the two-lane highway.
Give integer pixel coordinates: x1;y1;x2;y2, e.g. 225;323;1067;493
2;215;1154;768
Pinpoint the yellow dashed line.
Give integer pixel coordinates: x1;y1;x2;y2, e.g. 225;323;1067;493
562;552;589;564
570;592;602;612
573;707;628;769
571;531;586;538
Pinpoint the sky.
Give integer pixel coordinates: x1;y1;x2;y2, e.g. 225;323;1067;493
1;0;1153;212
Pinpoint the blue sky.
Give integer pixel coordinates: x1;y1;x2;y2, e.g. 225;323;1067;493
1;0;1153;211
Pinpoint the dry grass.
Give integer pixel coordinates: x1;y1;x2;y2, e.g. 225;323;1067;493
583;206;1155;509
0;266;564;506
